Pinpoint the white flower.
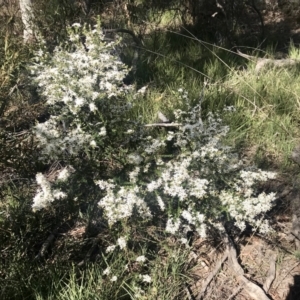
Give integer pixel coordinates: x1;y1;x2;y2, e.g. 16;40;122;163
136;255;146;263
129;167;140;183
106;245;116;253
72;23;81;28
99;127;106;136
180;238;188;245
144;139;165;154
32;173;54;211
166;131;175;141
89;103;97;112
223;105;236;112
139;274;152;283
103;267;111;275
165;217;181;235
52;190;67;199
90;140;97;148
156;158;164;166
147;180;162;192
110;275;118;282
136;86;147;95
75;97;85;107
127;153;143;165
196;223;207;238
143;163;151;173
95;179;115;190
98;185;152;225
181;210;194;223
117;236;127;249
133;287;145;298
156;195;165;211
57;168;70;181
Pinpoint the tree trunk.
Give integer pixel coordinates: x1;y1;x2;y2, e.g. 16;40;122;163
19;0;34;42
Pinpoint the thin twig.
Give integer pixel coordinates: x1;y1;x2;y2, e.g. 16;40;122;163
273;262;300;290
34;229;58;261
144;123;182;127
226;285;244;300
197;251;229;300
185;284;196;300
77;235;101;267
224;232;271;300
263;253;277;293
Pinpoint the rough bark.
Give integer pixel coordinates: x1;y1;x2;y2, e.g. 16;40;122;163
19;0;34;42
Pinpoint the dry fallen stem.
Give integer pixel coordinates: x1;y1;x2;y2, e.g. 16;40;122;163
226;285;244;300
34;229;58;260
263;253;277;293
225;232;271;300
197;250;229;300
144;123;182;127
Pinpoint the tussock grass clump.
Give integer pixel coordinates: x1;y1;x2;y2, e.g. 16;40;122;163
221;50;300;168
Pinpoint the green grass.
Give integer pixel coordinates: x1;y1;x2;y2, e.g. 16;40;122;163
31;239;191;300
134;30;300;170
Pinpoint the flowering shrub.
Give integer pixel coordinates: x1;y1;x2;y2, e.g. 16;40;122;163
31;21;276;239
30;20;146;213
96;97;277;236
31;20;134;161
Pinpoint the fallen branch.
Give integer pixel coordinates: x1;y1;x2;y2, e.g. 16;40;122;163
34;229;58;261
273;262;300;290
225;233;271;300
226;285;244;300
185;284;196;300
144;123;182;127
77;235;101;267
236;50;299;73
263;253;277;293
197;250;229;300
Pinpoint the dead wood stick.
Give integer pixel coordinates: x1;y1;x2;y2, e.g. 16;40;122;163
236;49;256;61
77;235;101;267
236;50;299;73
197;251;229;300
273;262;300;290
225;233;271;300
185;284;196;300
226;285;244;300
144;123;182;127
263;253;277;293
34;229;58;260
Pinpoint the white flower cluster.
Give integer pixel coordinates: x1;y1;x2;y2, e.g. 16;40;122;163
136;255;146;262
147;155;209;202
30;20;277;238
95;95;276;236
219;190;276;232
105;236;127;253
35;116;92;159
139;274;152;283
31;20;131;159
127;153;143;165
57;167;72;181
96;181;152;226
144;137;166;154
218;168;277;232
32;173;67;212
117;236;127;249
